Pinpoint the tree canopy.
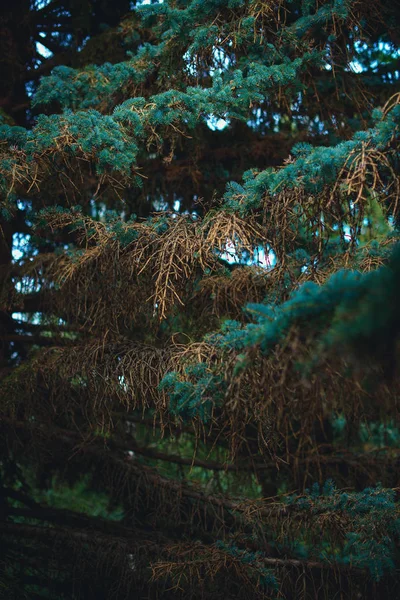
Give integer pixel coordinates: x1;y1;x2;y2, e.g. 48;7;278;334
1;0;400;598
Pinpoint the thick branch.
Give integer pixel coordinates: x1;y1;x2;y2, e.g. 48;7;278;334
0;521;359;575
0;334;73;346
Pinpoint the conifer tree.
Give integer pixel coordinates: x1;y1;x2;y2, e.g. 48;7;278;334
1;0;400;598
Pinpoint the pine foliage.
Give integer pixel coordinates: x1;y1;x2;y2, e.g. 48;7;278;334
1;0;400;598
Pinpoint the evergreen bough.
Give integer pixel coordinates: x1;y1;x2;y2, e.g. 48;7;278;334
1;0;400;598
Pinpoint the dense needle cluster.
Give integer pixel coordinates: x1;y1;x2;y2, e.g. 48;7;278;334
1;0;400;598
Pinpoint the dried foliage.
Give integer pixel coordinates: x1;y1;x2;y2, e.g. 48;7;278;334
2;0;400;598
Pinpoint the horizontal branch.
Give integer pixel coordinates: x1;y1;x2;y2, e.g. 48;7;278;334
0;334;73;346
3;417;399;510
125;440;235;472
1;418;284;518
0;521;360;576
6;505;134;539
116;414;400;474
12;321;78;333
